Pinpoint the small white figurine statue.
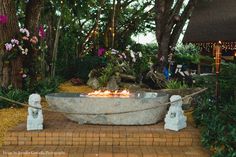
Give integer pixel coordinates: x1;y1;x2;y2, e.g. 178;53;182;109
27;94;43;131
164;95;187;131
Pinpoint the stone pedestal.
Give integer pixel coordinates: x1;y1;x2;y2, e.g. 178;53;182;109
164;95;187;131
27;94;43;131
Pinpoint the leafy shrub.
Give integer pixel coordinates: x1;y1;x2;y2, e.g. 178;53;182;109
0;77;62;108
193;62;236;157
130;43;157;77
57;54;105;81
0;87;29;108
74;55;105;81
98;63;118;86
30;77;63;96
166;80;188;89
193;96;236;157
193;62;236;99
175;43;201;64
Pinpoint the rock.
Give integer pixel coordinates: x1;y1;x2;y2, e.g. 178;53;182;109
164;95;187;131
106;76;119;90
27;94;43;131
71;78;83;85
120;83;142;92
87;78;100;89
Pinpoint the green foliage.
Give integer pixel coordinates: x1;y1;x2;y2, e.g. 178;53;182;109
57;54;105;80
199;55;214;63
131;43;157;76
193;96;236;157
0;87;29;108
193;62;236;157
166;80;188;89
193;62;236;98
30;77;62;96
92;43;158;86
0;77;62;108
218;63;236;98
75;55;105;80
98;63;118;86
175;43;201;65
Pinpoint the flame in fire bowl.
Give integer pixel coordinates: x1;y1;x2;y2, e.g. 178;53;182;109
45;91;169;125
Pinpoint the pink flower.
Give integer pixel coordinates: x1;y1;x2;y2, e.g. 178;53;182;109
5;43;13;51
30;36;38;44
38;26;46;39
22;36;29;40
97;47;106;57
0;15;8;24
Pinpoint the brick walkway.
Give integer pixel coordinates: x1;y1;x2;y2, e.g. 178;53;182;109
0;111;210;157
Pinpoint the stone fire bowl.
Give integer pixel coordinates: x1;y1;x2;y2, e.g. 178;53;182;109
45;92;169;125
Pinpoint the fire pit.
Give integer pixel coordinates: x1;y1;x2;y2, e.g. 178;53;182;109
45;90;169;125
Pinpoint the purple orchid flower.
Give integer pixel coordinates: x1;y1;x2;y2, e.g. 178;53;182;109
97;47;106;57
11;39;19;45
38;26;46;39
5;43;13;51
0;15;8;24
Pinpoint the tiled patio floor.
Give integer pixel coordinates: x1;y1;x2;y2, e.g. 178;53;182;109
0;111;210;157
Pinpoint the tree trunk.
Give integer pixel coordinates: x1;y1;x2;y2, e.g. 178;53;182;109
0;0;21;88
51;16;62;78
155;0;198;68
25;0;44;33
24;0;44;86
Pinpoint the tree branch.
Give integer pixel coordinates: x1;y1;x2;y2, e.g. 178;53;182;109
169;0;198;47
168;0;184;23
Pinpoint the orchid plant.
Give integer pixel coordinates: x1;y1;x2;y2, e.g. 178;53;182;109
105;46;143;75
96;46;144;85
3;27;45;60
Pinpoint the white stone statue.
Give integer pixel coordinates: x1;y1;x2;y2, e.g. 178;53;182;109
164;95;187;131
27;94;43;131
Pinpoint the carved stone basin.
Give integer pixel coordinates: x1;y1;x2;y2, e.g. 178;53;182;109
45;92;169;125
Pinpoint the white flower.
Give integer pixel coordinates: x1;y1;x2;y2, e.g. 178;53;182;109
132;58;136;62
138;51;142;58
130;50;135;58
160;56;165;62
25;48;28;53
24;29;30;37
22;74;27;78
126;45;131;50
111;49;119;54
118;54;123;59
122;53;127;59
20;28;30;37
18;45;24;51
22;48;28;55
20;28;24;33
